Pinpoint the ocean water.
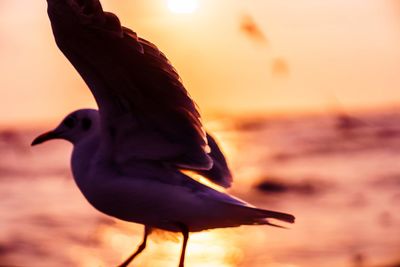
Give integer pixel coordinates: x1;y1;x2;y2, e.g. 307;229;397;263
1;111;400;267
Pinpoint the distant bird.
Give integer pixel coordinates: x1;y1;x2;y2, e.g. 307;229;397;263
272;57;290;77
240;14;268;44
32;0;295;266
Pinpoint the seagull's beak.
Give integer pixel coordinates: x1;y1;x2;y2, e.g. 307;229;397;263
31;131;59;146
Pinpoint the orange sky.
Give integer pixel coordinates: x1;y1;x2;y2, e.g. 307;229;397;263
1;0;400;126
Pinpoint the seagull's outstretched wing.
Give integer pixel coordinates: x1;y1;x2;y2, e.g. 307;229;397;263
47;0;226;176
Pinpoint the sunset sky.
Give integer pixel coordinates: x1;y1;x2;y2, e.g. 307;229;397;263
1;0;400;126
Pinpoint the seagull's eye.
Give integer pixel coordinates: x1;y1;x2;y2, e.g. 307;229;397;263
63;117;76;128
81;118;92;131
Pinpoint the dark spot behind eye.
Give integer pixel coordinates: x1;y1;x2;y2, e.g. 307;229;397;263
82;118;92;131
63;117;76;128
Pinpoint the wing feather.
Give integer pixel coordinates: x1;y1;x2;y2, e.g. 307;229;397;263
191;133;233;188
47;0;212;169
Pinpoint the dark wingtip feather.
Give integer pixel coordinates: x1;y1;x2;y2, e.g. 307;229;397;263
263;220;288;229
257;208;295;224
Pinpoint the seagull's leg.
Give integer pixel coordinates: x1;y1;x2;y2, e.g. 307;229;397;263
177;223;189;267
118;226;151;267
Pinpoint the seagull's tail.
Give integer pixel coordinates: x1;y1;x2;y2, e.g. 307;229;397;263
256;208;295;223
200;187;295;230
251;208;295;228
230;206;295;229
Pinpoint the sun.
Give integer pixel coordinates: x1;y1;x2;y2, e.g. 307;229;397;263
167;0;199;14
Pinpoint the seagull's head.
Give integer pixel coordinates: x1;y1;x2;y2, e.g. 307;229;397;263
31;109;99;146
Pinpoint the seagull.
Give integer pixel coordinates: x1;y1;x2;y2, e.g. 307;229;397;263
32;0;295;266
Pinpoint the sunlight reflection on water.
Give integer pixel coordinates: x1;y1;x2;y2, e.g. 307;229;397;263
94;222;242;267
2;112;400;267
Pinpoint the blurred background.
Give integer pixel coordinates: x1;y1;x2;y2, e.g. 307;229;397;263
1;0;400;266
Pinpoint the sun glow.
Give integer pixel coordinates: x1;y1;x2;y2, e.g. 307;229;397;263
167;0;199;14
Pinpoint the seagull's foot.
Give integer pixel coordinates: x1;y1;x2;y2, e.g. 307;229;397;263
116;243;146;267
116;226;150;267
